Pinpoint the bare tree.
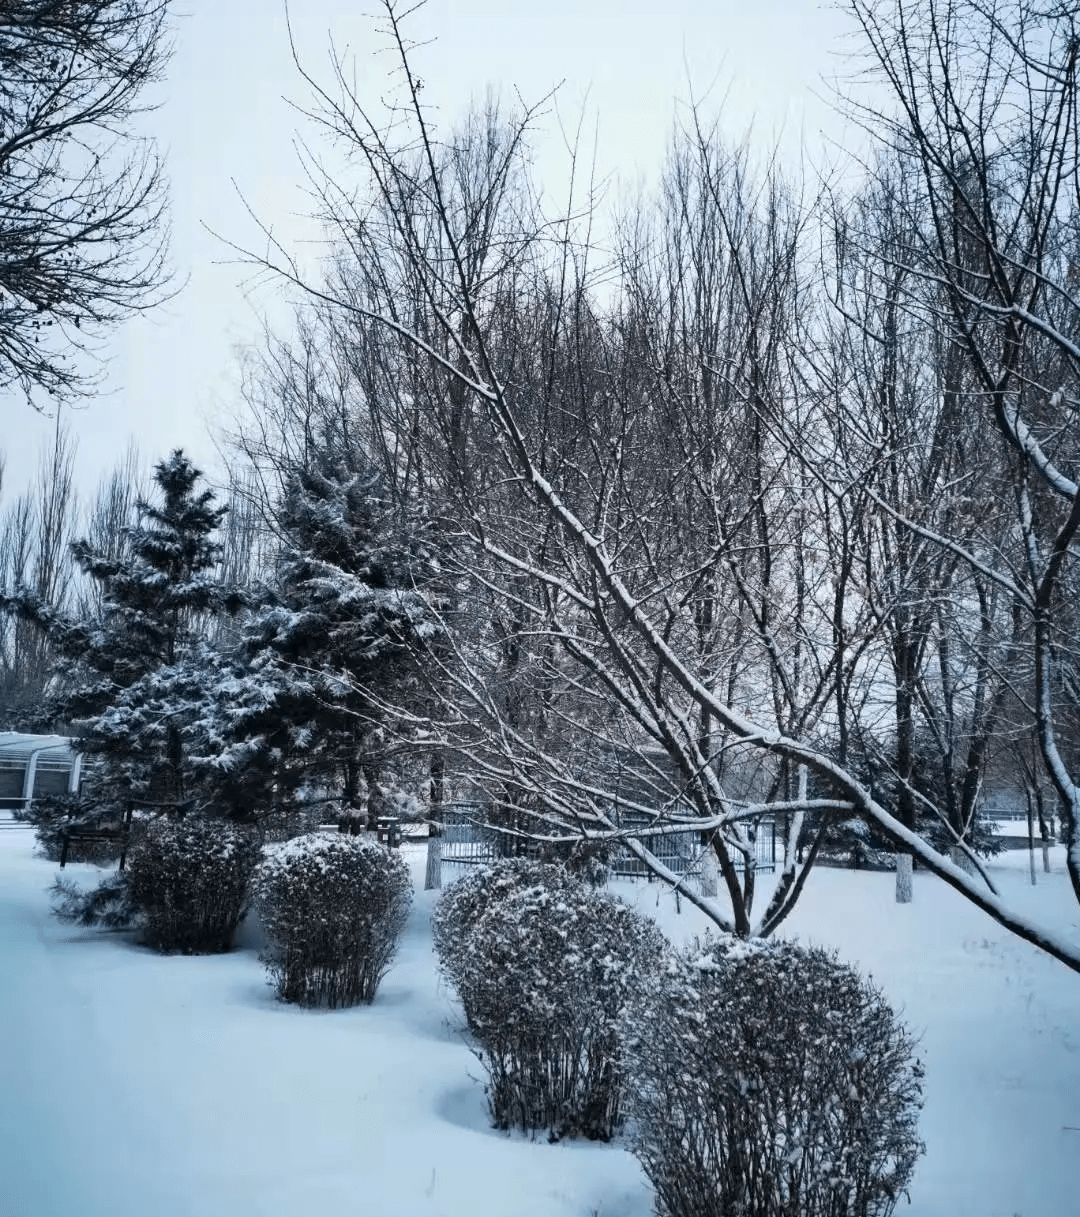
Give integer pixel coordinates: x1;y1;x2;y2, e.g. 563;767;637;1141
0;0;172;404
603;126;856;932
843;0;1080;907
230;0;1080;971
72;440;142;619
819;162;1025;901
0;413;77;722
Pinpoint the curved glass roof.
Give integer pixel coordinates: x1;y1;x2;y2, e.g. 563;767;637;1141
0;733;79;764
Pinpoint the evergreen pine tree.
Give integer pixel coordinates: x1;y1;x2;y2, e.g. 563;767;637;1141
203;455;440;826
5;450;241;824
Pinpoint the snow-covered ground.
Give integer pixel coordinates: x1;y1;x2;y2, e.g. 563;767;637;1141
1;831;1078;1217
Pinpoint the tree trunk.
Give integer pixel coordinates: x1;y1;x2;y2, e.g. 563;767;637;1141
894;633;918;904
425;751;445;891
1036;784;1052;874
949;844;977;877
362;762;384;831
699;837;719;897
895;853;913;904
425;834;442;891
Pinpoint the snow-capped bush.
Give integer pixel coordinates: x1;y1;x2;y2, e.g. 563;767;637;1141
253;833;412;1008
623;935;924;1217
125;816;260;954
436;862;666;1140
433;858;581;1024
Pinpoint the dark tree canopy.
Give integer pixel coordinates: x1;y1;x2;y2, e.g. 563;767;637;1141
0;0;171;403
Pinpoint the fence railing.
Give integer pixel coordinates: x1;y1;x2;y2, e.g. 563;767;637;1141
440;806;499;867
437;804;778;883
610;820;777;880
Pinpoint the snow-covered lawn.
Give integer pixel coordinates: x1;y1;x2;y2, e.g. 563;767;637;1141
1;831;1078;1217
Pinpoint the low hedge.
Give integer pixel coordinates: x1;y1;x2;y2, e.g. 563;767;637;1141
125;815;261;954
435;860;666;1139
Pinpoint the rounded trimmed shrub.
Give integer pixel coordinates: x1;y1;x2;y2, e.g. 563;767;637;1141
623;934;925;1217
436;862;666;1140
253;833;412;1008
433;858;581;1025
125;816;260;954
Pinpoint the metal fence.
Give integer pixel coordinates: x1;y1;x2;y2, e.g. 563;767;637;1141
436;803;778;887
609;820;777;881
440;805;499;867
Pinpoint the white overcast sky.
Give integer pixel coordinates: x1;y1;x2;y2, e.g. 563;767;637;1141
1;0;858;505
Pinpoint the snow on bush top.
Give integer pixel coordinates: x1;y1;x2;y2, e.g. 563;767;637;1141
623;932;925;1217
253;832;412;937
461;883;666;1039
435;858;666;1045
256;831;411;883
433;858;582;987
130;815;257;863
258;830;366;874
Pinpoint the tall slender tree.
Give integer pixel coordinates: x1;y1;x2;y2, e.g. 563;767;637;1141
0;416;77;725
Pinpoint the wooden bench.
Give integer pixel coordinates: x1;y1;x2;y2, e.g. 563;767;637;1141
58;799;193;869
59;806;134;870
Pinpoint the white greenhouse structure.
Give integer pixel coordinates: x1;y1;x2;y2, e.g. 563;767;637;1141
0;733;82;820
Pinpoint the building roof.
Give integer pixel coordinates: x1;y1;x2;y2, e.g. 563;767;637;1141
0;733;79;765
